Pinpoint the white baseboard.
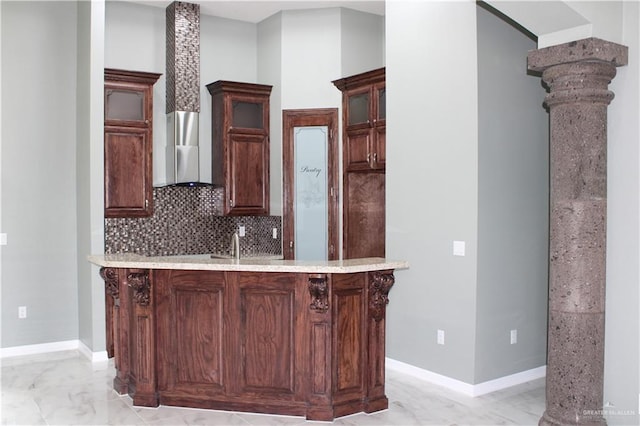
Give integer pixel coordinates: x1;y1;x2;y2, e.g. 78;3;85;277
386;357;546;397
0;340;79;358
78;341;109;363
0;339;108;364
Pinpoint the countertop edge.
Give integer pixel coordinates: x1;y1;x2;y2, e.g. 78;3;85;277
87;254;409;274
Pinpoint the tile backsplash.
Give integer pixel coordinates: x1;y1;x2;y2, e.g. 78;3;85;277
105;185;282;257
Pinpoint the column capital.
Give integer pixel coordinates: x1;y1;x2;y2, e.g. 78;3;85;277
528;37;628;72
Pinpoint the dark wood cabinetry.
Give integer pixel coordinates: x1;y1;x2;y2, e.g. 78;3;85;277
104;69;160;218
336;72;386;172
333;68;386;259
206;81;272;216
99;266;397;421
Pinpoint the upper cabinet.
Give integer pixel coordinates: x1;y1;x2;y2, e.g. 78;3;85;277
104;69;161;218
206;81;272;216
334;68;386;259
333;68;386;172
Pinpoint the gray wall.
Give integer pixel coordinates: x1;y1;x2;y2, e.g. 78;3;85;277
386;0;480;383
385;0;549;385
76;0;105;354
475;5;548;383
257;13;283;215
340;7;385;77
603;2;640;423
1;1;80;347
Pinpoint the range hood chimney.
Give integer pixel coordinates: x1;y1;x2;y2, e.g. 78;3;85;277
165;1;201;185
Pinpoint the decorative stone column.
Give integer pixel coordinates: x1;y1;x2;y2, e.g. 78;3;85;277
528;38;627;426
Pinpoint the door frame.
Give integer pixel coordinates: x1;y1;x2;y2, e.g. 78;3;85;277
282;109;339;260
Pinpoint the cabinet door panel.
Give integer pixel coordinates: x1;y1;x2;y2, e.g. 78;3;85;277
376;85;386;122
156;270;227;395
104;126;151;217
106;88;145;123
347;91;370;126
232;100;264;129
175;287;224;386
237;273;297;396
334;291;364;393
344;172;385;259
373;125;386;170
345;128;371;171
228;133;269;214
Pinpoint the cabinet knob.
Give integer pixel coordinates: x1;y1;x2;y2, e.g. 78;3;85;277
230;199;234;207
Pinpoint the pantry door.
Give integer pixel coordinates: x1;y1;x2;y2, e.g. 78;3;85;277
282;109;339;260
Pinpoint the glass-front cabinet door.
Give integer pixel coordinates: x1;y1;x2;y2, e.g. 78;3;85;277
347;89;370;126
232;100;264;129
106;88;146;122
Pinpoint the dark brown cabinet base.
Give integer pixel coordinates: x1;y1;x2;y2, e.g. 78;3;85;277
100;267;396;421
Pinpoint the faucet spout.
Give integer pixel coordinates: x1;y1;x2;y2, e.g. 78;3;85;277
230;232;240;260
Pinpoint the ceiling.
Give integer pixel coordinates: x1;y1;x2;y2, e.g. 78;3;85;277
128;0;385;23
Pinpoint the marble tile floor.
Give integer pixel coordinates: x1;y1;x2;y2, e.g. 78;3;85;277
1;350;545;426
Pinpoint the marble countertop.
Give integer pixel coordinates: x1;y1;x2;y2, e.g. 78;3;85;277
88;253;409;274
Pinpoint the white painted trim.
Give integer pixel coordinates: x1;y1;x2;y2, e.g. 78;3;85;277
472;365;547;396
386;357;546;397
78;341;109;363
0;340;109;364
0;340;79;358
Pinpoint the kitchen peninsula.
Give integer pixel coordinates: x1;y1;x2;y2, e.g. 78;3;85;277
89;254;408;421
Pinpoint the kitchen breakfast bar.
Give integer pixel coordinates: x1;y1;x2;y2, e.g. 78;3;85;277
89;254;408;421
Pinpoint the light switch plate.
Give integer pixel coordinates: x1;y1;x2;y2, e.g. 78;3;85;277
0;233;6;246
453;240;465;256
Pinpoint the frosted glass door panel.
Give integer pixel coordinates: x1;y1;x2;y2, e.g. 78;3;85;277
106;90;144;121
294;126;328;260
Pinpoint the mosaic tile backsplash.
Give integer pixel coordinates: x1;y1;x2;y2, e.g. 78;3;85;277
105;186;282;257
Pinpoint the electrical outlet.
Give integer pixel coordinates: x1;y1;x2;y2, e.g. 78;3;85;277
272;228;278;239
239;225;246;237
437;329;445;345
18;306;27;319
510;329;518;344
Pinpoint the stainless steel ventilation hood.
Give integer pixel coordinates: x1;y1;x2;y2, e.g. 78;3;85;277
166;111;199;184
165;1;203;186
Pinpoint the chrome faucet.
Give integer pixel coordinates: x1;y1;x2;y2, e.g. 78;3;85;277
230;232;240;260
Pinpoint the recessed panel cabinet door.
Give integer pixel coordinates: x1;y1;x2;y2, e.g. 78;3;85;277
228;133;269;214
104;126;152;217
155;270;227;397
234;272;300;399
344;172;385;259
